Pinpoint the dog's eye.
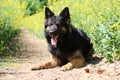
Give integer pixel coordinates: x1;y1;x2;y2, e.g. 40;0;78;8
56;23;61;27
45;25;48;28
48;23;53;26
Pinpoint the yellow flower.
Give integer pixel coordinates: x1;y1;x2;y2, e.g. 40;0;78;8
31;2;34;6
81;20;86;25
90;26;95;34
21;1;28;8
3;11;8;15
98;12;102;17
49;6;53;10
8;0;12;4
110;22;120;31
74;3;79;9
90;39;95;44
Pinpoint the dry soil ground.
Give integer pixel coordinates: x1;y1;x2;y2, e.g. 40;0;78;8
0;28;120;80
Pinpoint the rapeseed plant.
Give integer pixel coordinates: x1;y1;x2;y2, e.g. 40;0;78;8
11;0;120;61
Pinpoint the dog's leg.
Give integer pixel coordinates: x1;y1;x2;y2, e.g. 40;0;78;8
31;55;61;70
61;50;85;71
61;58;85;71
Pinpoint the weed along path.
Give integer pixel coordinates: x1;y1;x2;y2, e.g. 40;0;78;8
0;28;120;80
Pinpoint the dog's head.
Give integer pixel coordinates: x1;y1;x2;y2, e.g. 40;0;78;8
44;7;71;46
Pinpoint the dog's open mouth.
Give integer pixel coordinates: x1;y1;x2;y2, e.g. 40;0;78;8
51;35;58;46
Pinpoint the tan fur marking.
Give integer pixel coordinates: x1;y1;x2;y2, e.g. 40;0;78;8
61;50;85;71
61;58;85;71
31;55;61;70
46;26;50;32
61;27;67;32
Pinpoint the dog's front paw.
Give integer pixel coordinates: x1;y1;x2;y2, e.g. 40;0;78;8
31;64;44;71
31;62;49;71
61;63;73;71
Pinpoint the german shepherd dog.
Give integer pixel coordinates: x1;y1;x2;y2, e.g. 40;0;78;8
31;7;94;71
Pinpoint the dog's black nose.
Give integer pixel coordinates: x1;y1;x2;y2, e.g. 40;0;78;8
49;30;57;35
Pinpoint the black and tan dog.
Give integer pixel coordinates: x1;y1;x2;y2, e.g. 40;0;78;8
31;7;94;71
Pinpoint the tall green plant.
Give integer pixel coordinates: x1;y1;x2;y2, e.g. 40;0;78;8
20;0;48;16
0;0;24;56
0;18;20;56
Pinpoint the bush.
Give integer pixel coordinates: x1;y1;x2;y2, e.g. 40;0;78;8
20;0;48;16
0;19;20;56
0;0;24;56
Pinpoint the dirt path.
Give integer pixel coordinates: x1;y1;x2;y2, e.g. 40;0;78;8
0;28;120;80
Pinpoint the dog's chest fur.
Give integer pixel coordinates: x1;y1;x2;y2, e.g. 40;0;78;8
48;28;84;64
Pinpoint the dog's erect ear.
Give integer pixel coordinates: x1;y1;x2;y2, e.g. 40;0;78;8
60;7;70;20
45;7;54;19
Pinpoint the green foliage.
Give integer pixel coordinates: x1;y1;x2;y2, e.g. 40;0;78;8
20;0;48;16
0;0;24;56
94;21;120;62
0;19;20;56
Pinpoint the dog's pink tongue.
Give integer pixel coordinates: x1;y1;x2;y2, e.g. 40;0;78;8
51;38;57;46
